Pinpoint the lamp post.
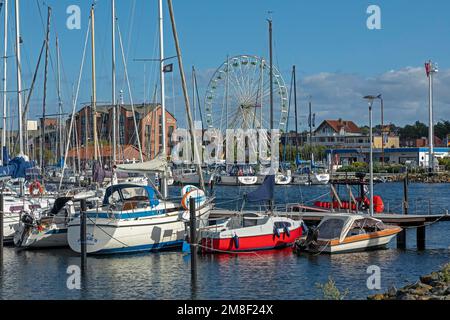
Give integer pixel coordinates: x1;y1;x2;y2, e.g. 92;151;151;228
425;60;438;174
364;95;376;217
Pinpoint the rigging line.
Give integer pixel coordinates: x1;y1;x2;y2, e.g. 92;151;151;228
119;0;136;91
116;20;143;162
35;1;59;104
59;16;91;191
12;41;46;153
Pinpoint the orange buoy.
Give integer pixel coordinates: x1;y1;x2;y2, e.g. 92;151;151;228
373;195;385;213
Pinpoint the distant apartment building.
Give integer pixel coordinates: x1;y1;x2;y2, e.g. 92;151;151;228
66;103;176;162
373;135;400;149
311;119;370;149
401;136;445;148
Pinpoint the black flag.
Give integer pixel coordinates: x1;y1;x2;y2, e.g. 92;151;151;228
163;63;173;73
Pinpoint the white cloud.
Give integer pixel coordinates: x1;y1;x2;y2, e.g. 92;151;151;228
297;66;450;128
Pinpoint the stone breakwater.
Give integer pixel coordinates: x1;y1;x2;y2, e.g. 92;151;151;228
368;263;450;300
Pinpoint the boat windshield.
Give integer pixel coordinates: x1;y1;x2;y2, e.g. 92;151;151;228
317;218;345;240
106;186;159;210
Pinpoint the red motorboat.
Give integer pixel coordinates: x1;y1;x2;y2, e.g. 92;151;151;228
200;214;303;253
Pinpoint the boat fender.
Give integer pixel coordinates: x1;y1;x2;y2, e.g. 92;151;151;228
273;226;280;238
232;234;239;249
283;225;290;237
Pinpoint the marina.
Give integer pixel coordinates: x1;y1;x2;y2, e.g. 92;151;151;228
0;0;448;305
0;183;449;300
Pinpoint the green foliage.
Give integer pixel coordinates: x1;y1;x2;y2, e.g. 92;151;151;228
279;144;327;163
396;120;450;141
434;121;450;140
439;263;450;283
336;162;405;174
316;277;350;300
398;121;428;140
438;157;450;171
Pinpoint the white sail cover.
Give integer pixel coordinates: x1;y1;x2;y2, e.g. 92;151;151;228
115;154;167;173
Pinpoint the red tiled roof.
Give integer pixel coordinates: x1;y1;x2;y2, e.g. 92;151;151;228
322;119;362;134
67;144;146;160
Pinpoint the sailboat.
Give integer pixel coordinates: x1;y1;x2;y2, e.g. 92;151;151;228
67;0;212;254
0;0;54;241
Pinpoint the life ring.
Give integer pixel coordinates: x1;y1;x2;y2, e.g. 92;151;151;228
181;188;206;210
29;181;44;196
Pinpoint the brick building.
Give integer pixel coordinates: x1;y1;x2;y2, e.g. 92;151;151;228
67;103;176;162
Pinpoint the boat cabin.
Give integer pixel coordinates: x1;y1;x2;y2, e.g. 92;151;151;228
316;214;387;243
102;184;160;211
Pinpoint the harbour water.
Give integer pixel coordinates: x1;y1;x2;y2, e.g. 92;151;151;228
0;183;449;300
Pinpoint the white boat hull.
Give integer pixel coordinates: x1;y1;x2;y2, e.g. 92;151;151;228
67;205;211;254
15;226;68;248
218;175;258;186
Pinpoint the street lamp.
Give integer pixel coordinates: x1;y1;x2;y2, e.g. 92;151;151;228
363;95;376;217
375;94;384;165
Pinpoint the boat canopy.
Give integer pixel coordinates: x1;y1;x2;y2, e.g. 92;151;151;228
102;184;159;207
0;156;35;179
317;214;383;243
115;154;167;173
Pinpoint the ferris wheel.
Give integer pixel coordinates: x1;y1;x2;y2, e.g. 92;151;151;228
204;55;289;133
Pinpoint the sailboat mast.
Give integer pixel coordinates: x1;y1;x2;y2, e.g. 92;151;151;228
158;0;168;198
112;0;116;165
167;0;205;191
268;18;273;130
56;36;63;164
2;0;8;164
41;6;51;174
14;0;23;156
90;5;98;162
293;65;299;157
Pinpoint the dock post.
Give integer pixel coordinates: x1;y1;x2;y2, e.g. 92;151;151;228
189;197;197;298
80;199;87;274
0;192;4;265
397;174;408;249
417;226;426;250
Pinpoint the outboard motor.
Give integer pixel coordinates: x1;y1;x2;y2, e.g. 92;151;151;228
294;226;319;254
21;213;35;226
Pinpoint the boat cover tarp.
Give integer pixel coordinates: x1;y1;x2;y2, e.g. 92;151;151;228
92;161;128;184
246;174;275;202
115;154;167;173
0;156;35;179
102;183;159;207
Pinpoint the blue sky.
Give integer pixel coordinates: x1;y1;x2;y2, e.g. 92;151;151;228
2;0;450;131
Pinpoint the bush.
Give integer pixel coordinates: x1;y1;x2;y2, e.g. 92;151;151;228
316;276;350;300
438;157;450;171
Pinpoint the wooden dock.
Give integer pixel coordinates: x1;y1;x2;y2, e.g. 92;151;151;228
210;208;450;250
